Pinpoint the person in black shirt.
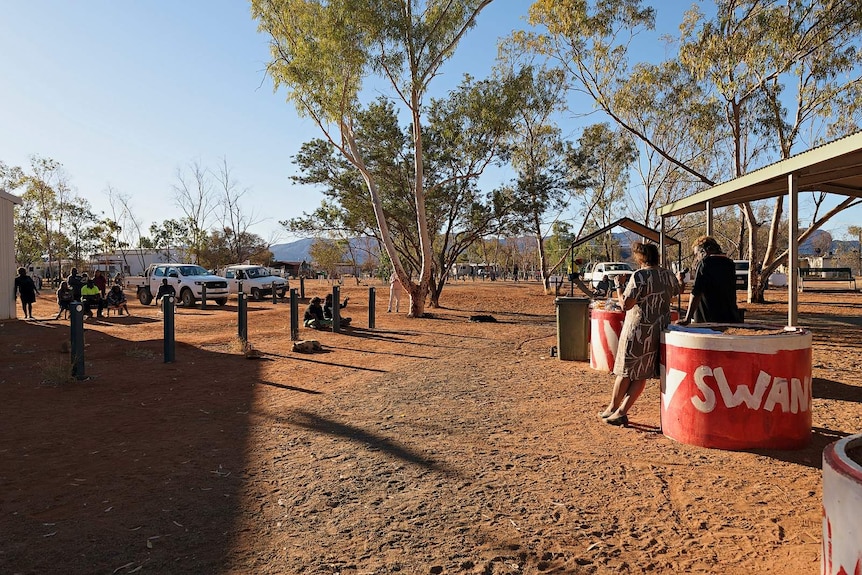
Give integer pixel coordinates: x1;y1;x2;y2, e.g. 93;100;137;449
155;278;176;305
303;297;330;329
679;236;741;325
13;267;39;319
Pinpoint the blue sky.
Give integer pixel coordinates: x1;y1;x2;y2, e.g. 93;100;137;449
2;1;859;245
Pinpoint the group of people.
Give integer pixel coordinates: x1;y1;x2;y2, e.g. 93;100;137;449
13;267;130;321
302;271;406;329
599;235;741;427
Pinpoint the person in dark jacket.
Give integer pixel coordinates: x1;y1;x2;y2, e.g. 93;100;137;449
13;267;40;319
303;297;330;329
679;235;741;325
67;267;84;301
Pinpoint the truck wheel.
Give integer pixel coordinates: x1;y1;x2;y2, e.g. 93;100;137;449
215;298;227;306
251;287;262;301
180;288;195;307
138;288;153;306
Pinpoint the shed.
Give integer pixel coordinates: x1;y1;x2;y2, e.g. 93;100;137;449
1;189;23;320
658;130;862;326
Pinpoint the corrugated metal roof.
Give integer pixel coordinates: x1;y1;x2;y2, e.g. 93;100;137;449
0;189;23;205
658;130;862;217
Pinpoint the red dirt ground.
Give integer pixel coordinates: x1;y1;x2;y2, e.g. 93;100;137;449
1;280;861;574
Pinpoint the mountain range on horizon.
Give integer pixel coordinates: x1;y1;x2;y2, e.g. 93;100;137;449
269;229;854;264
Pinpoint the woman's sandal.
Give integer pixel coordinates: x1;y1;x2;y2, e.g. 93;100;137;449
598;410;614;419
605;414;629;426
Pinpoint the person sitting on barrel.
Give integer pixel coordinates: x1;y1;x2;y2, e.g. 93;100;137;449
678;235;742;325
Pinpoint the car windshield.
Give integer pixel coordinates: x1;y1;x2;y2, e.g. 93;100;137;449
735;261;749;271
178;265;209;276
606;263;633;271
244;267;269;279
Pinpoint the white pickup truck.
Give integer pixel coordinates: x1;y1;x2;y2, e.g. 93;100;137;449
128;264;229;307
582;261;635;289
221;264;288;300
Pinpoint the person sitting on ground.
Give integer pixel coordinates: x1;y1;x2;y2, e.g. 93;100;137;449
55;280;74;319
80;277;104;318
323;293;351;325
106;284;130;316
303;296;331;329
155;278;176;305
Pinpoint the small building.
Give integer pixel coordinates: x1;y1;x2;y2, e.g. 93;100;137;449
1;189;23;320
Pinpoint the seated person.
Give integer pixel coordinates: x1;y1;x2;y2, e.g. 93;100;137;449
55;280;74;320
323;294;351;325
303;297;331;329
106;285;130;316
80;277;104;318
155;278;176;305
593;275;612;298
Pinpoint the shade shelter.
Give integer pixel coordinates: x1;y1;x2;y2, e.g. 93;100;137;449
568;216;682;269
1;189;23;320
657;130;862;327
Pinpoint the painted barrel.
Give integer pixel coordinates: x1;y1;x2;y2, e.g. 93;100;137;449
590;308;678;372
822;434;862;575
660;325;812;450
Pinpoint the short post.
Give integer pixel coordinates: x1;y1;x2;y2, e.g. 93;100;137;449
331;285;341;332
70;301;86;379
299;277;306;300
163;296;175;363
272;284;278;305
368;286;376;329
289;288;299;341
238;291;248;342
200;284;207;310
238;280;243;295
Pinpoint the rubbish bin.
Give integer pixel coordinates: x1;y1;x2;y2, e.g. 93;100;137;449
556;297;590;361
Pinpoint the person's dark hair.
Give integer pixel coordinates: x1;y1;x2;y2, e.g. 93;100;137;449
632;242;659;266
692;235;722;255
17;267;26;276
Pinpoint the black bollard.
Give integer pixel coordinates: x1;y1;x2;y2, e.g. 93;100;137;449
331;285;340;332
163;296;176;363
238;291;248;342
368;286;376;329
299;277;305;300
289;288;299;341
200;284;207;310
272;283;278;304
70;301;86;379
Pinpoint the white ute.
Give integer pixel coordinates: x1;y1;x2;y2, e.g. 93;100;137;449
222;264;288;301
130;264;229;307
582;261;635;289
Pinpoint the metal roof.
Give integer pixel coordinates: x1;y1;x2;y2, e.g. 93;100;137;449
569;217;680;249
0;190;23;205
657;130;862;217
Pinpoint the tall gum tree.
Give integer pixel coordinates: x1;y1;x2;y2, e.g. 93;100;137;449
252;0;495;317
524;0;862;303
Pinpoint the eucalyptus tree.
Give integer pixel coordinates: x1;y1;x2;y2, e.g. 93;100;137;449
525;0;862;303
284;73;520;307
252;0;496;317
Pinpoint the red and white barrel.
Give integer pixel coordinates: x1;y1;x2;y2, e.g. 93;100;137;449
590;308;625;372
660;326;812;450
591;309;679;372
822;434;862;575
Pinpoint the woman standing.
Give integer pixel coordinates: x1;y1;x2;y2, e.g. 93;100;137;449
13;267;40;319
599;242;681;426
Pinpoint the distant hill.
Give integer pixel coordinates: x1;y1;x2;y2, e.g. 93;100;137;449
269;238;315;262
